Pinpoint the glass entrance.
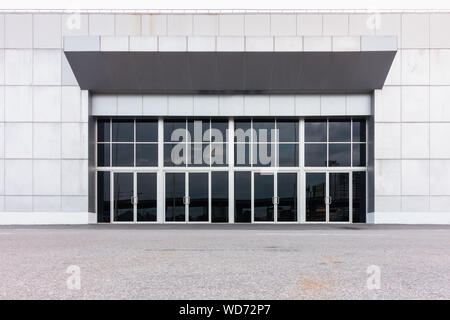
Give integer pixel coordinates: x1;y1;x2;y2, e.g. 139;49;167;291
305;172;350;222
254;172;274;222
111;172;157;222
165;172;215;222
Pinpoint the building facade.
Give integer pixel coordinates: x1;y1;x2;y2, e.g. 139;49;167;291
0;10;449;224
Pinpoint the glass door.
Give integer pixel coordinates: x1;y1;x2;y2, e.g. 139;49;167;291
188;172;209;222
165;172;186;222
305;172;326;222
113;172;134;222
137;173;157;222
277;172;298;222
305;172;350;222
329;172;350;222
165;172;210;222
253;172;275;222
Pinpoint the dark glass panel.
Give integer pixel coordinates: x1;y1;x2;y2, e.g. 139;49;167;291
353;120;366;142
113;172;134;222
112;120;134;142
329;120;351;142
112;144;134;167
277;120;298;142
352;172;366;223
188;119;210;142
253;119;275;143
328;144;351;167
277;173;297;222
97;144;110;167
97;120;110;142
97;171;110;223
253;143;275;167
305;120;327;142
306;173;326;222
136;120;158;142
234;120;252;143
164;120;186;142
211;143;228;167
211;172;228;223
136;144;158;167
254;173;274;222
211;120;228;142
305;144;327;167
188;143;209;167
329;172;350;222
352;144;366;167
278;144;299;167
164;143;186;167
165;173;185;222
137;173;157;222
234;171;251;223
188;173;209;221
234;143;250;167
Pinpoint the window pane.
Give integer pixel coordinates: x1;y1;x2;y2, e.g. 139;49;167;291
188;143;209;167
278;144;299;167
188;119;210;142
253;143;275;167
305;144;327;167
136;144;158;167
112;120;134;142
97;120;110;142
329;120;351;142
353;120;366;142
352;144;366;167
353;171;366;223
329;144;351;167
234;171;251;223
211;120;228;142
211;143;228;167
234;120;251;143
97;171;110;223
164;120;186;142
136;120;158;142
234;143;250;167
137;173;157;222
305;120;326;142
253;119;275;142
97;144;110;167
211;172;228;223
164;143;186;167
277;120;298;142
112;144;134;166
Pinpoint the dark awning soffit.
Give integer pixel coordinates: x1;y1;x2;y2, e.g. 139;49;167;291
64;38;397;94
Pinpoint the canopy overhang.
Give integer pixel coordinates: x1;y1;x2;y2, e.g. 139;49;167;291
64;36;397;94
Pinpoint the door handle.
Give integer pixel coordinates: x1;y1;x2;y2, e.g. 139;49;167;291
183;196;190;205
324;196;333;205
131;196;138;205
272;196;279;205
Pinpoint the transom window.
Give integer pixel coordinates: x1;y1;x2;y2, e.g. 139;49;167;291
304;119;366;167
97;119;158;167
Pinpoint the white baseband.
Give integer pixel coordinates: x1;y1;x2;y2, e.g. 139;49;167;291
367;212;450;224
0;212;96;225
